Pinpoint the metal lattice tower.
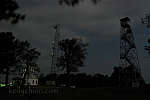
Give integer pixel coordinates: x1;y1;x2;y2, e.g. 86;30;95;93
120;17;142;87
50;24;61;73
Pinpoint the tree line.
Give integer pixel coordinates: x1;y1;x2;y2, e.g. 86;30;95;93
38;67;146;88
39;73;110;88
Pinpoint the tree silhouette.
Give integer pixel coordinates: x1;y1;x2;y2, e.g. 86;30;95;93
0;32;15;86
57;38;88;75
0;0;25;24
40;73;110;88
58;0;101;7
0;32;40;86
110;66;123;87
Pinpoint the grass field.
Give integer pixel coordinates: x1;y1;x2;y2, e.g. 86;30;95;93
2;88;150;100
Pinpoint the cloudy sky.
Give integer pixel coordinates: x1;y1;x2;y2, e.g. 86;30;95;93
1;0;150;82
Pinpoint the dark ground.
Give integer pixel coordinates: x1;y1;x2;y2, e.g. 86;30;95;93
1;88;150;100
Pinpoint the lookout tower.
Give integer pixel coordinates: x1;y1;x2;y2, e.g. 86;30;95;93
119;17;144;88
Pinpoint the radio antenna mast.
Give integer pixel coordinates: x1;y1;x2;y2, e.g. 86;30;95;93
50;24;61;74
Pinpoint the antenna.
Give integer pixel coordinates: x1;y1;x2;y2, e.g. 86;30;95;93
50;24;61;74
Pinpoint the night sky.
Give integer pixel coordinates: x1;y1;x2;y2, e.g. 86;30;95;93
1;0;150;82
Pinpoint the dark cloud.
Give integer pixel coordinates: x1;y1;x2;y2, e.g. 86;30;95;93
58;0;102;7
